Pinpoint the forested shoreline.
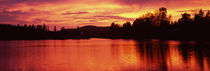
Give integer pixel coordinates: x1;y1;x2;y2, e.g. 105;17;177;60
0;7;210;40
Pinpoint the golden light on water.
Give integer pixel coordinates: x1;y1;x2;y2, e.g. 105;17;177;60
0;39;210;71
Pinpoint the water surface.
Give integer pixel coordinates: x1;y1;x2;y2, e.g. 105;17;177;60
0;38;210;71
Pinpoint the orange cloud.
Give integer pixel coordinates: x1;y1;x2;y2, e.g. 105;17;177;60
0;0;210;30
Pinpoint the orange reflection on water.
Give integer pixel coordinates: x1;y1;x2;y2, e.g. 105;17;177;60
0;38;210;71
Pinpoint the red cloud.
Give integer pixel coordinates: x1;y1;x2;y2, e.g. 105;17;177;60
94;15;134;21
62;12;89;15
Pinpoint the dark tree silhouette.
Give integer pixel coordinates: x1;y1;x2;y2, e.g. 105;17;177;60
1;7;210;40
61;27;65;31
54;26;57;32
106;8;210;40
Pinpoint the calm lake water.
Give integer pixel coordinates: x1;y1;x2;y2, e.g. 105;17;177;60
0;38;210;71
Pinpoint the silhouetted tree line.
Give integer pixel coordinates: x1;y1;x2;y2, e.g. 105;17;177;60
1;7;210;40
108;7;210;40
0;24;89;40
0;24;50;39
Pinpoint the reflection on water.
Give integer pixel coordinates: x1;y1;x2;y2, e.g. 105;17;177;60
0;38;210;71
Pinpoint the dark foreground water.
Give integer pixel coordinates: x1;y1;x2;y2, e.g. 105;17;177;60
0;38;210;71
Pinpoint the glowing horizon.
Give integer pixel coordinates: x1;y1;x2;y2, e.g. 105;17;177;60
0;0;210;29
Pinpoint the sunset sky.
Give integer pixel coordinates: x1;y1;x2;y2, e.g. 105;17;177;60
0;0;210;29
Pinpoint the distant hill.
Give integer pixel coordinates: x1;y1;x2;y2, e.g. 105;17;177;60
64;25;110;38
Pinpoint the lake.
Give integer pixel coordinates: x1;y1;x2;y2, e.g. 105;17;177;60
0;38;210;71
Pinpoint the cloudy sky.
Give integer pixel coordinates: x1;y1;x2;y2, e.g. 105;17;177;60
0;0;210;29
